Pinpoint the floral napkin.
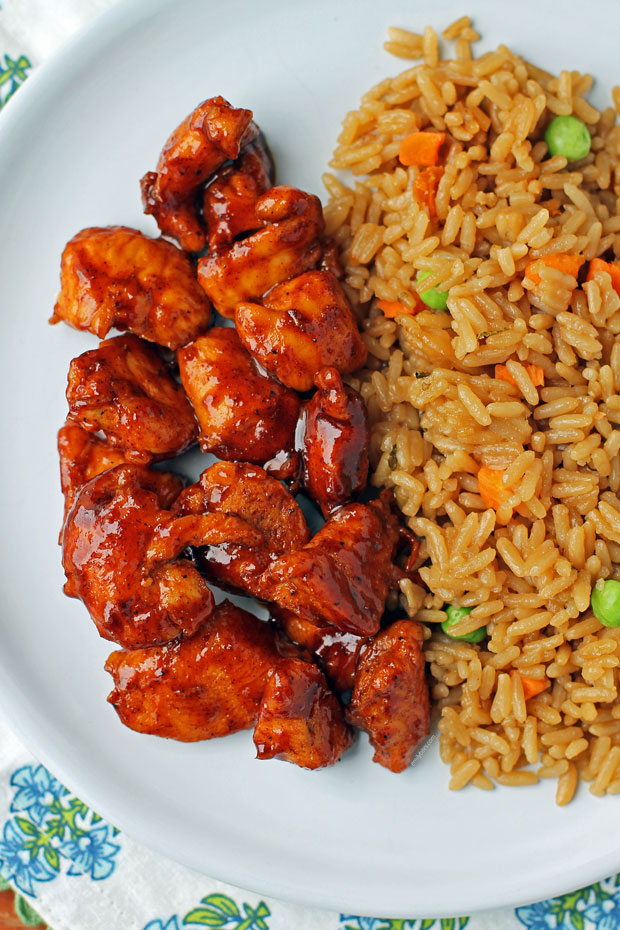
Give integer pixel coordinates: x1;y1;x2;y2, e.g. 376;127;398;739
1;2;620;929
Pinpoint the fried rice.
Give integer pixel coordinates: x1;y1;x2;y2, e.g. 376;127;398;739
324;17;620;804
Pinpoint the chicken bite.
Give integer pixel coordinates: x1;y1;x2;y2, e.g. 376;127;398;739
66;334;198;465
198;186;324;318
260;491;401;636
177;327;300;464
57;420;131;535
173;461;309;597
298;367;369;516
253;658;354;769
319;237;344;279
274;609;368;693
347;619;430;773
141;96;255;252
202;139;273;252
105;600;286;741
63;465;260;648
235;271;367;391
51;226;211;350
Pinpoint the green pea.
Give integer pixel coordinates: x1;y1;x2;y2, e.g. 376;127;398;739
441;605;487;643
418;270;449;311
544;115;591;162
591;579;620;627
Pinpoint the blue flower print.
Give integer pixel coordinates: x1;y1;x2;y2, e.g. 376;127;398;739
339;918;467;930
61;823;120;880
10;765;67;827
516;902;558;930
0;763;121;896
143;919;182;930
516;878;620;930
584;896;620;930
340;919;382;930
0;819;56;897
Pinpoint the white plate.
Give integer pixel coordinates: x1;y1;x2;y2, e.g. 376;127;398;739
1;0;620;918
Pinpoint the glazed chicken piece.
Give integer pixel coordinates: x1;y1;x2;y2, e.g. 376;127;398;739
319;237;344;280
57;420;131;534
260;490;401;636
253;658;354;769
66;334;198;465
198;186;324;319
347;619;430;773
202;139;273;252
51;226;211;350
140;96;255;252
63;465;260;648
177;327;300;464
105;600;286;741
173;461;309;597
235;270;367;391
275;609;368;693
297;367;369;516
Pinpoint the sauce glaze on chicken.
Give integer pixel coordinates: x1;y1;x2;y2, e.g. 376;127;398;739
53;95;431;772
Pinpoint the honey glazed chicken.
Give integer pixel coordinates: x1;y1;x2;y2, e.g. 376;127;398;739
52;95;430;772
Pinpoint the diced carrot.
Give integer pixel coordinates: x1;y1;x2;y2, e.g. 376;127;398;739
399;131;446;167
526;365;545;388
495;364;545;389
494;365;514;386
518;674;550;701
524;253;585;285
377;297;421;318
586;257;620;297
413;166;444;218
477;466;513;512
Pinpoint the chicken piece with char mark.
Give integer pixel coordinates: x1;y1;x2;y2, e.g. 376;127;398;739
347;619;430;773
141;96;255;252
198;186;324;319
172;461;309;597
253;658;354;769
235;270;367;392
177;327;299;465
63;465;260;649
66;334;198;465
106;600;287;741
51;226;211;350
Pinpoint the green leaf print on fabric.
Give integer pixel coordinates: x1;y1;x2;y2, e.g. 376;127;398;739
183;893;271;929
0;54;31;108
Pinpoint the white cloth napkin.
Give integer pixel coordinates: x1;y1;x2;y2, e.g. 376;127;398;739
0;3;618;929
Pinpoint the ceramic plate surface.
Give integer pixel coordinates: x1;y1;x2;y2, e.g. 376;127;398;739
1;0;620;917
